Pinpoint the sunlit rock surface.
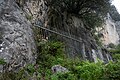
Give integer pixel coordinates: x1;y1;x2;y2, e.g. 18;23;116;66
100;14;119;46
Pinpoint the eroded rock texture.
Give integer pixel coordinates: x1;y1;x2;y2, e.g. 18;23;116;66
22;0;112;63
0;0;113;72
0;0;36;72
100;13;119;46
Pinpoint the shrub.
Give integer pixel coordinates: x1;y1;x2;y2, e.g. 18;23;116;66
0;58;6;65
104;61;120;80
0;41;120;80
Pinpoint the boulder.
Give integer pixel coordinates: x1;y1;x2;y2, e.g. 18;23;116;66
51;65;68;73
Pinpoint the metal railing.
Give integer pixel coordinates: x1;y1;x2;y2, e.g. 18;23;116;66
34;24;82;43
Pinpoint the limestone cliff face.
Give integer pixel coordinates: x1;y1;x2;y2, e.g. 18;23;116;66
22;0;112;63
100;14;119;46
0;0;36;72
0;0;113;72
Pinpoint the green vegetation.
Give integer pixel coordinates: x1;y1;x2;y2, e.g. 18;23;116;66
0;58;6;65
0;41;120;80
26;14;33;21
46;0;111;16
93;33;103;47
108;43;116;48
46;0;111;30
1;0;120;80
83;13;104;30
109;44;120;62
